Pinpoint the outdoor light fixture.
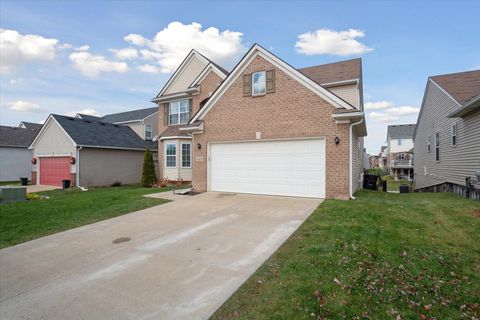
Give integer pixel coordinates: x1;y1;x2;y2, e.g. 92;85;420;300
197;143;202;150
334;136;340;145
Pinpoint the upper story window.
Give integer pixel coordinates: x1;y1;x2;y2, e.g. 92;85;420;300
427;136;431;152
451;124;457;146
252;71;266;96
435;132;440;161
397;139;402;146
144;124;152;140
169;100;189;125
398;153;406;160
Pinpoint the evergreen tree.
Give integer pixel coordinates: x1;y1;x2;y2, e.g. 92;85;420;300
141;149;157;187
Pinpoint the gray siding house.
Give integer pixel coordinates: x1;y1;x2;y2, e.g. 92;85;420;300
0;122;42;182
413;69;480;199
30;109;158;187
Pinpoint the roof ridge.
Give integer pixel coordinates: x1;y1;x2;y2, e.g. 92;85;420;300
297;57;362;71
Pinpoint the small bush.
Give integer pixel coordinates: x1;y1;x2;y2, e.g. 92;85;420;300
26;193;41;201
111;181;122;187
141;149;157;188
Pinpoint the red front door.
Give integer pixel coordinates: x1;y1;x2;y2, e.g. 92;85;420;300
39;157;71;186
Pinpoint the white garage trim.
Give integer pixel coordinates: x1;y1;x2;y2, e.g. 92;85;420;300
207;137;326;198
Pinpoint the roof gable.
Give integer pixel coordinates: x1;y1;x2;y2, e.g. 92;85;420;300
191;44;355;123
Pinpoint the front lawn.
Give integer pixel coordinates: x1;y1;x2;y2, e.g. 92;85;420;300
212;191;480;319
0;186;170;248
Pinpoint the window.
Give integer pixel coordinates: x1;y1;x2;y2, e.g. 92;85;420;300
451;124;457;146
152;153;158;163
435;132;440;161
169;100;189;125
397;139;402;146
165;143;176;167
398;153;406;160
252;71;266;96
144;124;152;140
427;136;431;152
181;143;191;168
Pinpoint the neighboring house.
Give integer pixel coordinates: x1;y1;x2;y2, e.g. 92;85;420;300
386;124;415;180
75;106;159;140
363;149;370;169
29;113;156;187
369;155;380;168
153;44;367;199
0;123;42;181
379;145;387;168
413;69;480;199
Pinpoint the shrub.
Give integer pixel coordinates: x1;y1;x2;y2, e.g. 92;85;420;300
141;149;157;187
111;181;122;187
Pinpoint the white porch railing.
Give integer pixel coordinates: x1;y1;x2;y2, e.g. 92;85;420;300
390;160;413;168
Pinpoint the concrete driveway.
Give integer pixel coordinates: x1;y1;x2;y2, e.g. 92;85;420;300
0;192;321;320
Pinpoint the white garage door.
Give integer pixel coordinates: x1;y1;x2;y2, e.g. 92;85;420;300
209;139;325;198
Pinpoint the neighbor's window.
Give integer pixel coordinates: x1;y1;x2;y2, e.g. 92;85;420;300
398;153;406;160
181;143;191;168
144;124;152;140
252;71;266;96
451;124;457;146
397;139;402;146
435;132;440;161
165;143;176;167
169;100;189;125
427;136;431;152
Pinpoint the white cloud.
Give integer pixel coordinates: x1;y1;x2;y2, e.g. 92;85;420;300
137;64;162;74
295;28;373;56
364;101;393;110
6;100;46;113
67;108;100;117
366;101;419;123
69;51;129;78
109;47;138;60
0;29;59;73
75;45;90;51
123;21;245;73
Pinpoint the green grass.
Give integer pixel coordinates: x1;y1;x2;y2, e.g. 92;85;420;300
0;180;20;186
212;191;480;320
383;175;411;192
0;185;170;248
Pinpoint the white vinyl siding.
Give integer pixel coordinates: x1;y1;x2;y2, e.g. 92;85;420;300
209;139;326;198
414;80;480;189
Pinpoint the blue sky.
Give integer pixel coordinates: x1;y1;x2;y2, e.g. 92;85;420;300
1;0;479;153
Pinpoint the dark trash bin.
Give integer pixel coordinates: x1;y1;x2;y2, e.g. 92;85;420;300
363;174;378;190
399;185;409;193
382;180;387;192
62;179;71;189
20;177;28;186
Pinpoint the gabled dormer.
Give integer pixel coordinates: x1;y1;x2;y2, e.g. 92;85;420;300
151;50;228;135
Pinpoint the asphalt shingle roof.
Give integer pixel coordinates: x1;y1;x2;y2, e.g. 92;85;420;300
430;70;480;105
297;58;362;85
20;122;43;131
0;125;41;147
387;124;416;139
52;114;155;150
78;107;159;124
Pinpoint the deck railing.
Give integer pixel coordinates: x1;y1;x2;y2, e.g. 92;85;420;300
390;160;413;168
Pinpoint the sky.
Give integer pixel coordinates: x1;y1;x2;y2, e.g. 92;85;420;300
1;0;479;154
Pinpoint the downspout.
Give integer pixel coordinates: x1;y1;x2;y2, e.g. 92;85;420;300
76;146;83;187
349;118;364;200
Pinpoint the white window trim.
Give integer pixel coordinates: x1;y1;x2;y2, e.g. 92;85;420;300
165;142;177;168
144;124;152;140
451;124;457;146
169;100;190;125
181;142;192;168
252;71;266;96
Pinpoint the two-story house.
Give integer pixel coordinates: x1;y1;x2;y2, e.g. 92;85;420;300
29;107;159;187
153;44;367;199
413;69;480;199
386;124;415;180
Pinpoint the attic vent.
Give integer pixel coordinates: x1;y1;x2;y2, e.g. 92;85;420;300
100;123;106;126
114;124;119;127
68;118;74;121
84;120;91;123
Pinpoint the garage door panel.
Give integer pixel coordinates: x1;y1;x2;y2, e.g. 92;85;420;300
210;139;325;198
40;157;71;186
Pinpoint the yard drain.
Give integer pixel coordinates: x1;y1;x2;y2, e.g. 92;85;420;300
112;237;131;244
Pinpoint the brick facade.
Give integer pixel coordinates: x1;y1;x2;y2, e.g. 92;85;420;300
191;55;351;199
